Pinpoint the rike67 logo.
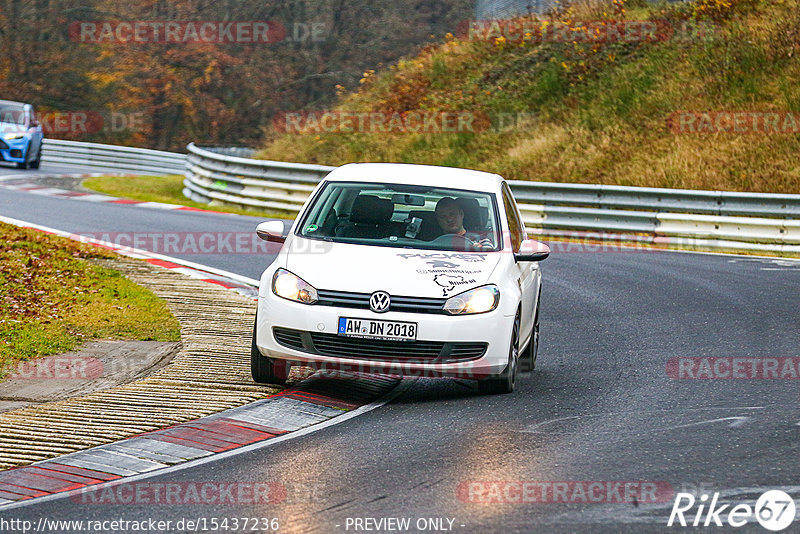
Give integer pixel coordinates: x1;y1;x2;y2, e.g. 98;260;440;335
668;490;796;531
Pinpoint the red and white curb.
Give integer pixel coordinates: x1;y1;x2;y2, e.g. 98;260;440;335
0;214;259;299
0;173;231;216
0;372;405;509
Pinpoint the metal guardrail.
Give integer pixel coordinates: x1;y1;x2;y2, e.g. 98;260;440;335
508;181;800;219
42;138;186;175
182;144;800;254
182;143;330;212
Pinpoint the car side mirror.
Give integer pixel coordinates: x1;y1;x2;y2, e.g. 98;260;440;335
515;240;550;262
256;220;287;243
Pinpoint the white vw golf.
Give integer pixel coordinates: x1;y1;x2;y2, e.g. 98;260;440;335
252;163;549;394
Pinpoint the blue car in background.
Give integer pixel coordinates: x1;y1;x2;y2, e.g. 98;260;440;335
0;100;43;169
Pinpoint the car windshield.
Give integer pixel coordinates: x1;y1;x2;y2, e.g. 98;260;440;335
297;181;501;252
0;104;26;126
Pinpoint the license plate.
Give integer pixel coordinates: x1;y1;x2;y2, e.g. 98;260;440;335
338;317;417;341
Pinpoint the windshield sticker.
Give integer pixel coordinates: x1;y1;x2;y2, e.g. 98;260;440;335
305;224;318;232
398;253;487;262
416;259;482;276
426;260;459;269
434;274;477;296
418;268;481;275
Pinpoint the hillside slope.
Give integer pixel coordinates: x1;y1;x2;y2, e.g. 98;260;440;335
258;0;800;193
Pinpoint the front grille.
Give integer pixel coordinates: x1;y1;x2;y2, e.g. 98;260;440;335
447;343;489;360
316;290;446;314
311;332;444;360
273;327;486;363
273;328;304;351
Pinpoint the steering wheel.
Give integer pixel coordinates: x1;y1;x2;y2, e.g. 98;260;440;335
428;233;481;251
430;233;472;245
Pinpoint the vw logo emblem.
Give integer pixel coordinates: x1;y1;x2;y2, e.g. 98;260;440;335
369;291;391;313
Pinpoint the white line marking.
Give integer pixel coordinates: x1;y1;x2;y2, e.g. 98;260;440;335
71;193;117;202
523;407;765;433
24;187;71;196
660;416;751;431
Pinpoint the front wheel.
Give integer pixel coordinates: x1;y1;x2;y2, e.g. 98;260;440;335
16;143;30;169
251;316;289;386
29;145;41;169
478;313;519;395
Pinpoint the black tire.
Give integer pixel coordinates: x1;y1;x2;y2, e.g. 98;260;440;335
29;145;41;169
16;143;30;169
520;288;541;372
478;312;520;395
250;316;288;386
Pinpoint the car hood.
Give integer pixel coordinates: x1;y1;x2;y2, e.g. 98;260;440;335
284;239;502;298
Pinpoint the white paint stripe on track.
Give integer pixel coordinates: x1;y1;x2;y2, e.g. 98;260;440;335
135;201;186;210
73;193;118;202
0;172;238;216
0;172;107;182
23;187;71;196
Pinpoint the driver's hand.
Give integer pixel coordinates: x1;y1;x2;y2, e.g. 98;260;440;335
474;238;494;250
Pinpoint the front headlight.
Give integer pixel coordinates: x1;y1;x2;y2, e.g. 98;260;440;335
3;133;24;141
272;268;318;304
443;284;500;315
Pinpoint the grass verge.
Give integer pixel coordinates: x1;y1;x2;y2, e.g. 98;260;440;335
82;174;291;219
258;0;800;193
0;222;181;380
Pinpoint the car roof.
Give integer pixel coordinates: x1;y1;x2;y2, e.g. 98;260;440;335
324;163;504;193
0;100;27;107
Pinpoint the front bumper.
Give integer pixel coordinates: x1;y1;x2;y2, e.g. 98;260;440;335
255;291;513;380
0;137;29;162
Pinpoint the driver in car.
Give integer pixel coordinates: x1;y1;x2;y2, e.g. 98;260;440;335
434;197;494;250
